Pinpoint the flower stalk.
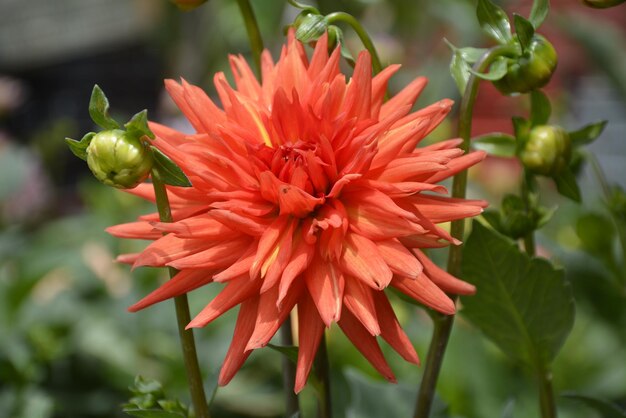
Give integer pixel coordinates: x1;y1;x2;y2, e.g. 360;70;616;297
325;12;382;74
280;316;300;416
413;44;517;418
314;333;332;418
235;0;264;76
151;169;211;418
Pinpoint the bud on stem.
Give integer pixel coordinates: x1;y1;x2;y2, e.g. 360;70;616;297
86;129;153;189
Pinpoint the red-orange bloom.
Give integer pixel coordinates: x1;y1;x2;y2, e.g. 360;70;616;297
108;33;485;392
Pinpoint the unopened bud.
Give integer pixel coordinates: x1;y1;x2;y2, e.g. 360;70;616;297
86;130;153;189
521;125;571;176
493;35;558;95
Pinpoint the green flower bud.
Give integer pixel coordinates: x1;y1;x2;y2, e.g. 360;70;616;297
493;35;558;95
86;129;153;189
582;0;625;8
294;13;328;44
521;125;571;176
170;0;208;11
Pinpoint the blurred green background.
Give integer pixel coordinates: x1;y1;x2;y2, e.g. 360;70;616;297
1;0;625;417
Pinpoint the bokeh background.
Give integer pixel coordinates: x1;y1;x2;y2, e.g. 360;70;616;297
1;0;625;417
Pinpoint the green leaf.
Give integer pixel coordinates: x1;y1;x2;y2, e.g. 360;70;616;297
554;167;581;202
476;0;513;44
267;343;299;364
562;393;626;418
123;409;185;418
513;14;535;51
150;146;192;187
470;56;508;80
65;132;95;161
569;120;607;146
482;209;504;232
444;39;488;63
295;14;328;43
529;0;550;29
472;132;517;157
461;221;575;370
530;90;551;126
89;85;120;130
125;110;155;140
449;48;473;95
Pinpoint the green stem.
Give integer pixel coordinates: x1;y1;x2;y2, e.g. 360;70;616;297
521;171;537;255
280;316;300;416
537;363;557;417
325;12;383;74
236;0;264;77
314;333;332;418
152;170;211;418
413;44;517;418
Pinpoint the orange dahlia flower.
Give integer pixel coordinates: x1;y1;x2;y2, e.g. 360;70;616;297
108;33;485;392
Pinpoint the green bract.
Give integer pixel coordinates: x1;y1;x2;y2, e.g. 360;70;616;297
493;35;557;95
86;129;153;189
521;125;571;176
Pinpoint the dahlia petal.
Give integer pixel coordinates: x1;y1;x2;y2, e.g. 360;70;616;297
392;274;456;315
116;253;140;265
128;269;213;312
347;204;425;241
356;179;447;197
370;64;401;117
187;275;261;328
250;216;290;280
338;309;396;383
373;291;419;364
398;99;454;153
304;254;344;326
343;276;380;336
165;79;204;133
377;239;423;279
344;51;372;120
295;292;325;393
106;222;161;240
425;151;487;183
148;121;187;146
167;236;251;270
278;235;315;306
339;233;393;290
151;215;238;240
133;235;209;268
380;76;427;120
218;297;258;386
210;209;271;236
413;249;476;295
262;219;297;292
259;171;324;217
408;195;486;223
213;241;257;282
246;280;304;350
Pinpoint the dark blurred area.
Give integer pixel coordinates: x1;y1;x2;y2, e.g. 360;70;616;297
1;1;625;417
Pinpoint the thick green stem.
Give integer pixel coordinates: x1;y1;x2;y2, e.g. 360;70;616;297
151;170;211;418
521;171;537;255
325;12;383;74
413;45;517;418
538;368;557;418
280;316;300;416
314;333;332;418
236;0;264;77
